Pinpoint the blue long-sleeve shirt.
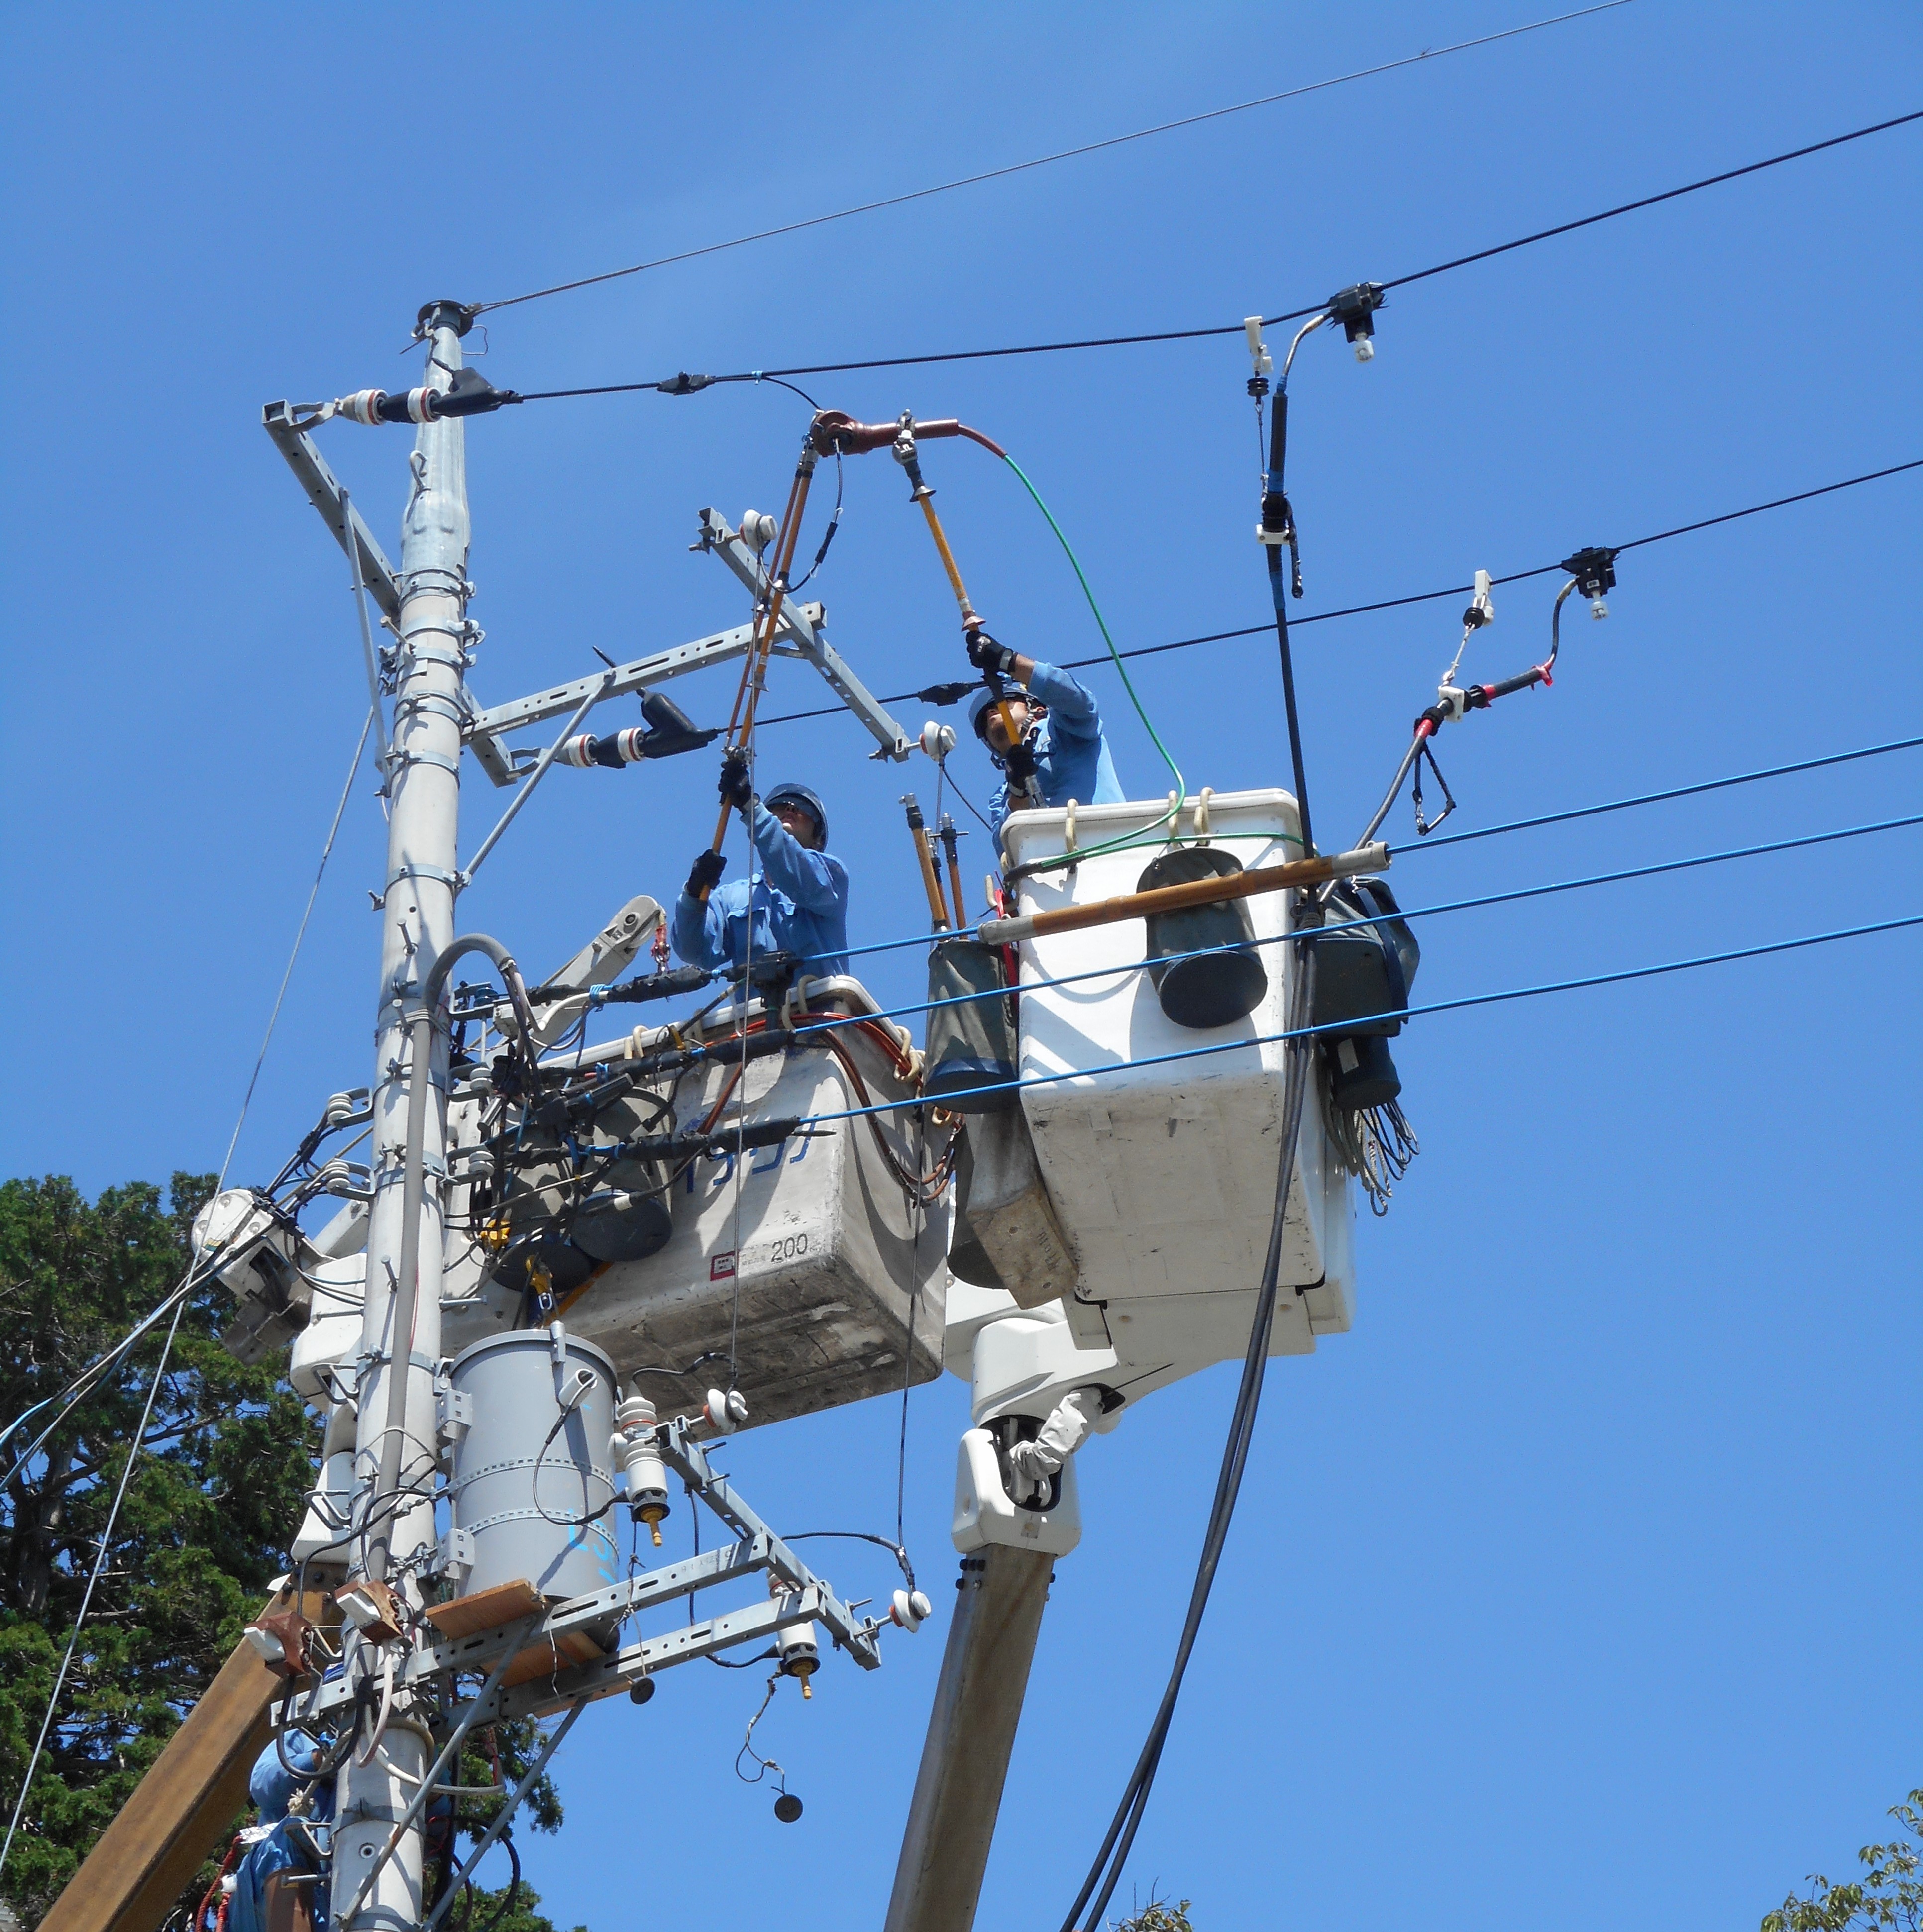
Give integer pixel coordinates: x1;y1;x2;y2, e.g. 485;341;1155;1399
986;659;1123;840
673;799;851;979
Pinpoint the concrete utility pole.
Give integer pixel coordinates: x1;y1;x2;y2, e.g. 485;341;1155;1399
883;1545;1055;1932
334;301;472;1930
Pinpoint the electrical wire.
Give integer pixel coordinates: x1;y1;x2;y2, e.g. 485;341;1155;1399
474;4;1633;314
998;452;1185;868
0;1298;187;1880
1063;943;1316;1932
742;459;1923;731
216;703;377;1186
509;112;1921;386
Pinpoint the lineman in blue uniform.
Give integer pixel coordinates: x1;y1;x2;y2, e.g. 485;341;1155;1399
676;760;851;979
964;633;1124;840
228;1732;335;1932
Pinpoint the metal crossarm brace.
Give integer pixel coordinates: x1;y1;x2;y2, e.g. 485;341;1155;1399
261;404;403;622
661;1419;884;1668
698;508;913;762
460;609;823;788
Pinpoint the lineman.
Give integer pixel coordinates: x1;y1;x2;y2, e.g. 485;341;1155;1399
676;757;851;979
964;632;1123;839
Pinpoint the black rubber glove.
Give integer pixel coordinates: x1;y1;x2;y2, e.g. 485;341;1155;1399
685;848;726;899
965;631;1019;679
718;750;753;811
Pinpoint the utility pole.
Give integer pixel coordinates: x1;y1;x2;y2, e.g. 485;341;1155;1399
334;300;472;1931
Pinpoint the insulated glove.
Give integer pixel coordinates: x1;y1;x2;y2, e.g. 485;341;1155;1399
685;848;726;899
718;750;753;811
965;631;1020;679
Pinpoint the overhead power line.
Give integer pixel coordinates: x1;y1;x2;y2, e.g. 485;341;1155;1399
515;109;1922;398
475;4;1632;315
740;458;1921;730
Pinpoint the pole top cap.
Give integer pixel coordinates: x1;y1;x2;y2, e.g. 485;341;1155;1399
415;300;478;340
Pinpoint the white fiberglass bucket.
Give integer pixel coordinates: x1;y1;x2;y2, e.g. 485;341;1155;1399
1001;789;1353;1367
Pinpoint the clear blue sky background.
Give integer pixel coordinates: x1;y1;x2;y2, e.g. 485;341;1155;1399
3;4;1919;1927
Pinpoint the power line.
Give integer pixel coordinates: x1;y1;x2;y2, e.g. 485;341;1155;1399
514;109;1921;396
475;4;1632;316
738;459;1921;730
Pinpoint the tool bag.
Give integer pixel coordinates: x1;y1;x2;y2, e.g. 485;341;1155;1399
922;937;1018;1111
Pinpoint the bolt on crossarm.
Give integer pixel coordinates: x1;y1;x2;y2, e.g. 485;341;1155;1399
334;297;474;1932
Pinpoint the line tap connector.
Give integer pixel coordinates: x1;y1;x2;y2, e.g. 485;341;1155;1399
1326;281;1386;362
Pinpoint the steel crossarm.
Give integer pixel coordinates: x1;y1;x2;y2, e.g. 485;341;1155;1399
662;1421;883;1668
492;1586;837;1722
459;608;829;786
697;508;912;761
262;404;404;621
300;1538;768;1722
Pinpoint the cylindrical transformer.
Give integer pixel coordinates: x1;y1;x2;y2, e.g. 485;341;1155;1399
613;1393;670;1546
447;1330;621;1602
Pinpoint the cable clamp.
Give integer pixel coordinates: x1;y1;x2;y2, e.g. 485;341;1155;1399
389;746;463;779
383;862;463;896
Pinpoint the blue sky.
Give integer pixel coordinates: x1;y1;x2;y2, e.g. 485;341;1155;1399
3;4;1919;1928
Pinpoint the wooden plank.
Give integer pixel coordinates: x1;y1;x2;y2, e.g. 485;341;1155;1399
423;1578;544;1641
501;1627;606;1690
41;1589;335;1932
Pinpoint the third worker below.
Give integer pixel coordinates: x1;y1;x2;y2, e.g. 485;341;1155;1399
675;760;851;981
964;630;1123;841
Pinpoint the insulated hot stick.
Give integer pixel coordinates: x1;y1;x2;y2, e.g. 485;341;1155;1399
939;813;967;928
977;843;1387;945
813;410;1040;799
902;795;952;929
695;440;820;898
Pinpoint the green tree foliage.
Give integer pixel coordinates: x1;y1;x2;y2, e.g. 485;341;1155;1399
0;1171;308;1921
0;1174;579;1931
1763;1791;1922;1932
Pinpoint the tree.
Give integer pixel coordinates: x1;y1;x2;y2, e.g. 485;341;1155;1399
1763;1790;1922;1932
0;1174;578;1930
1115;1893;1193;1932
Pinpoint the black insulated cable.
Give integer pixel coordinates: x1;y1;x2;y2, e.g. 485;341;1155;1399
740;459;1921;732
507;112;1921;389
1061;942;1318;1932
473;6;1634;316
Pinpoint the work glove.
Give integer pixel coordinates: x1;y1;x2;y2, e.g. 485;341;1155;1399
718;750;753;812
965;630;1020;680
684;848;726;899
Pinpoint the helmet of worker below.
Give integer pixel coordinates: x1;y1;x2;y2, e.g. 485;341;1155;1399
762;781;828;847
966;686;1039;741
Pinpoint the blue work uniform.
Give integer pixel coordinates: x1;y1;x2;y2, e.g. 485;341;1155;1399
229;1734;334;1932
672;798;851;979
986;659;1124;839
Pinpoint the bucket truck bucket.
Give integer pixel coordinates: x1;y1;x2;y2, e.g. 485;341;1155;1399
999;788;1354;1385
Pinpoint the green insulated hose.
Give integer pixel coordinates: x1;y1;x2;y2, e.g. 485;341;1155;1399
1001;453;1186;871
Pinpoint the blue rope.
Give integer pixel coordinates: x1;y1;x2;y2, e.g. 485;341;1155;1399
1392;734;1923;856
793;738;1923;971
739;814;1921;1046
790;913;1922;1129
